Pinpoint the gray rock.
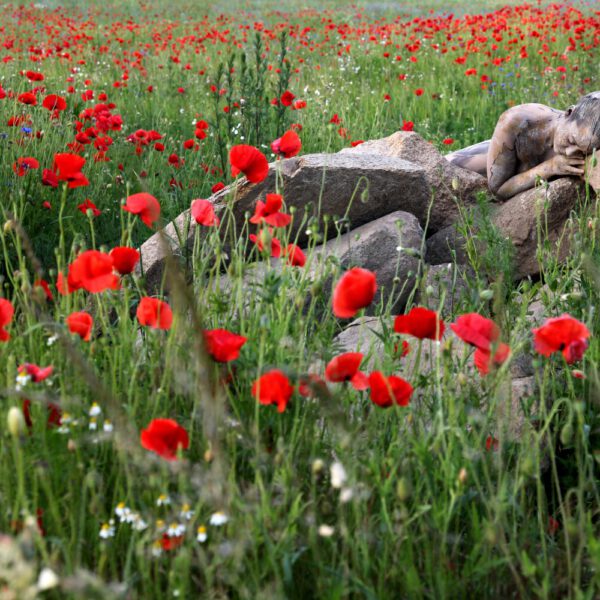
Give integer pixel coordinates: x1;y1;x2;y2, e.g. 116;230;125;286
340;131;490;232
415;263;474;318
333;317;384;357
139;152;429;292
213;210;423;317
425;224;469;265
313;210;423;314
425;177;585;279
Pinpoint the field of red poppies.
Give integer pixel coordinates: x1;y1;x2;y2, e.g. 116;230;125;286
1;1;600;598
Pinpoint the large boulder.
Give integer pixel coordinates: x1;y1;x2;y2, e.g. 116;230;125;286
312;210;423;314
139;152;429;292
415;263;475;318
340;131;490;232
426;177;586;279
212;210;424;316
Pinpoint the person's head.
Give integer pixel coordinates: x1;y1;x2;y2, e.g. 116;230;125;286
554;91;600;156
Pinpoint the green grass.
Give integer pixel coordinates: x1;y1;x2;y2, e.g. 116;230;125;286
0;1;599;598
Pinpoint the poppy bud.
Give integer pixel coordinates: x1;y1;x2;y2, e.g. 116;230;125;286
396;477;411;501
7;406;26;437
458;467;468;484
312;458;325;474
479;289;494;300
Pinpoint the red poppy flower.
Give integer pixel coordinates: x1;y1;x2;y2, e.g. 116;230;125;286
191;199;220;227
77;199;101;217
473;343;511;375
280;90;295;106
298;373;327;398
332;268;377;318
22;399;62;429
12;157;39;177
249;193;291;227
42;94;66;111
394;307;445;340
532;314;590;364
160;534;184;550
136;297;173;330
53;153;89;188
402;120;414;131
368;371;413;407
325;352;369;390
443;138;454;145
68;250;119;293
271;130;302;158
33;279;53;302
283;244;306;267
211;182;225;194
140;418;189;461
250;231;282;258
203;328;247;362
450;313;500;351
41;168;58;187
66;311;93;341
0;298;14;342
122;192;161;228
109;246;140;275
25;71;44;81
251;370;294;413
18;92;37;105
485;436;499;452
18;363;53;383
229;144;269;184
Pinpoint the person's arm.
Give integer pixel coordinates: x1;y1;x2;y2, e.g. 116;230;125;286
487;112;585;200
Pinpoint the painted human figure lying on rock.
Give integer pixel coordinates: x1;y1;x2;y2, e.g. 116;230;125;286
445;91;600;199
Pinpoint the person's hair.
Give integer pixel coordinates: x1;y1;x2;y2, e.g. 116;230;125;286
568;91;600;147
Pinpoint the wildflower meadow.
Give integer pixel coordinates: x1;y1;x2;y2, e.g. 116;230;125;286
0;0;600;597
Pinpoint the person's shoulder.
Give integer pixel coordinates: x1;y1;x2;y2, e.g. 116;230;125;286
497;103;557;123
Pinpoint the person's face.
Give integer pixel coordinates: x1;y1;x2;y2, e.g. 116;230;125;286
554;111;600;156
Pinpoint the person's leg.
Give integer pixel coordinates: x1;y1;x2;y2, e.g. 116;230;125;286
444;140;490;176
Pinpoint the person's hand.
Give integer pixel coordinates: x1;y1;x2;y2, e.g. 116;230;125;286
548;154;586;177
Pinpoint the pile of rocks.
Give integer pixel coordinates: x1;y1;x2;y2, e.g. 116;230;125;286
140;131;597;299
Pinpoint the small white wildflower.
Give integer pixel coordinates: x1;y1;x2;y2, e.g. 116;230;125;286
89;418;97;431
318;524;335;537
99;521;115;539
166;522;185;537
16;372;31;389
330;462;347;489
156;494;171;507
396;245;403;252
37;567;59;591
115;503;132;522
103;420;114;433
180;504;194;520
340;487;354;503
46;334;59;347
89;402;101;417
151;541;162;557
132;515;148;531
209;511;228;526
196;525;207;543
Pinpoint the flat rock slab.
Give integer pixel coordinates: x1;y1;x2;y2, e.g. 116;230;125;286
139;152;429;292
